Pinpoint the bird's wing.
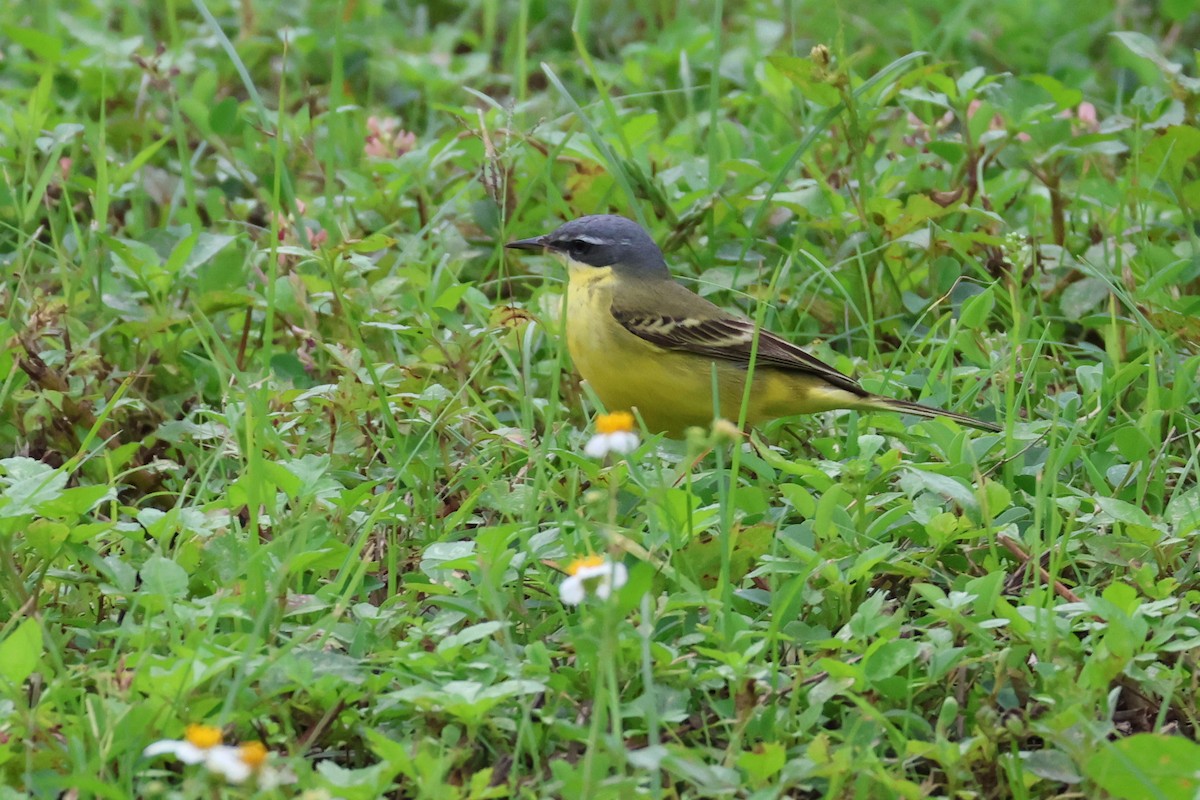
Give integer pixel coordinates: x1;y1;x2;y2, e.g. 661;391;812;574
612;307;870;398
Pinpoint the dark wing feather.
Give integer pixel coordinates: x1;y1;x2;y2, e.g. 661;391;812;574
612;309;870;398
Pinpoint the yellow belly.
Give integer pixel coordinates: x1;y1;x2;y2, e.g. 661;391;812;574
564;270;846;436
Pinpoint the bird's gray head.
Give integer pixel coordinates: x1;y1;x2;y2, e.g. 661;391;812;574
506;214;669;278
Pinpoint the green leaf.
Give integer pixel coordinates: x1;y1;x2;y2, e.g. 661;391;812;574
979;480;1012;515
1161;0;1194;19
270;352;311;385
958;286;995;328
864;639;920;682
1060;277;1110;321
23;519;71;557
0;618;43;687
284;454;331;491
421;541;476;574
849;542;897;581
261;460;304;498
1024;74;1083;109
35;484;116;519
163;230;199;278
433;283;472;310
1101;581;1139;615
1112;32;1200;92
736;741;787;785
349;233;397;253
1181;179;1200;213
965;571;1005;617
437;621;509;656
209;96;240;135
2;26;62;61
1138;126;1200;187
140;556;190;599
925;511;959;545
1094;496;1156;529
110;136;172;191
0;457;68;521
1022;750;1082;784
676;525;773;588
765;55;842;106
1085;734;1200;800
1164;487;1200;535
779;483;817;518
899;468;976;508
185;233;237;275
195;289;256;314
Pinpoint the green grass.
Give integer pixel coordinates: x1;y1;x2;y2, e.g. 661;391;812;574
2;1;1200;798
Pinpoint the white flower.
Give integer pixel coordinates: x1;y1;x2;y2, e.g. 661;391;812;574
143;725;274;784
584;411;639;458
559;555;629;605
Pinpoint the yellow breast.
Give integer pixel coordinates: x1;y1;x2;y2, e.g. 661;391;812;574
564;266;788;435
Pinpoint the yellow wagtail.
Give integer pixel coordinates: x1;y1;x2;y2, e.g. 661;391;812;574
506;214;1000;437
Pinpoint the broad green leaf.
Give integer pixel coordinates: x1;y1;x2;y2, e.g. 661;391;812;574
209;96;240;135
1094;496;1156;529
436;621;509;655
421;541;476;573
864;639;920;682
261;460;304;498
0;458;68;520
1138;125;1200;186
736;741;787;786
2;26;62;61
348;233;397;253
35;484;116;519
1022;750;1082;784
899;468;977;508
433;283;472;310
959;286;995;328
184;233;237;275
1060;277;1110;321
0;619;43;686
1024;74;1084;109
1164;487;1200;534
110;136;172;190
1085;734;1200;800
675;524;773;588
1112;32;1200;92
140;556;190;599
765;55;842;106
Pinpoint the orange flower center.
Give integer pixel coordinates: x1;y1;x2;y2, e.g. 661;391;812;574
567;555;607;576
184;724;223;749
238;741;268;768
595;411;635;435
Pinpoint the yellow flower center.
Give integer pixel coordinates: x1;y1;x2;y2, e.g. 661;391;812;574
238;741;268;768
184;724;223;749
567;555;607;576
595;411;635;435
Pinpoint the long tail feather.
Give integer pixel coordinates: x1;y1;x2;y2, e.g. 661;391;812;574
861;396;1002;432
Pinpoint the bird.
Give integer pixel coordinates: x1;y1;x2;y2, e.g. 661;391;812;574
505;214;1001;437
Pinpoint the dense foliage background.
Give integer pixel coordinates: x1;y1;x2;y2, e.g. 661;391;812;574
2;0;1199;797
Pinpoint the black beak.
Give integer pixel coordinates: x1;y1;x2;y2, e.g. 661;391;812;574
505;235;549;252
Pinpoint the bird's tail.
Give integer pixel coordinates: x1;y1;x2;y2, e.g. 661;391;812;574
858;395;1002;432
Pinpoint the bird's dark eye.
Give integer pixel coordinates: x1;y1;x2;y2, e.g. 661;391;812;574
566;239;592;259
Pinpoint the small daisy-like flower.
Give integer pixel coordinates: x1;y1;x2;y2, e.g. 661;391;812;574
584;411;639;458
560;555;629;605
143;724;277;784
